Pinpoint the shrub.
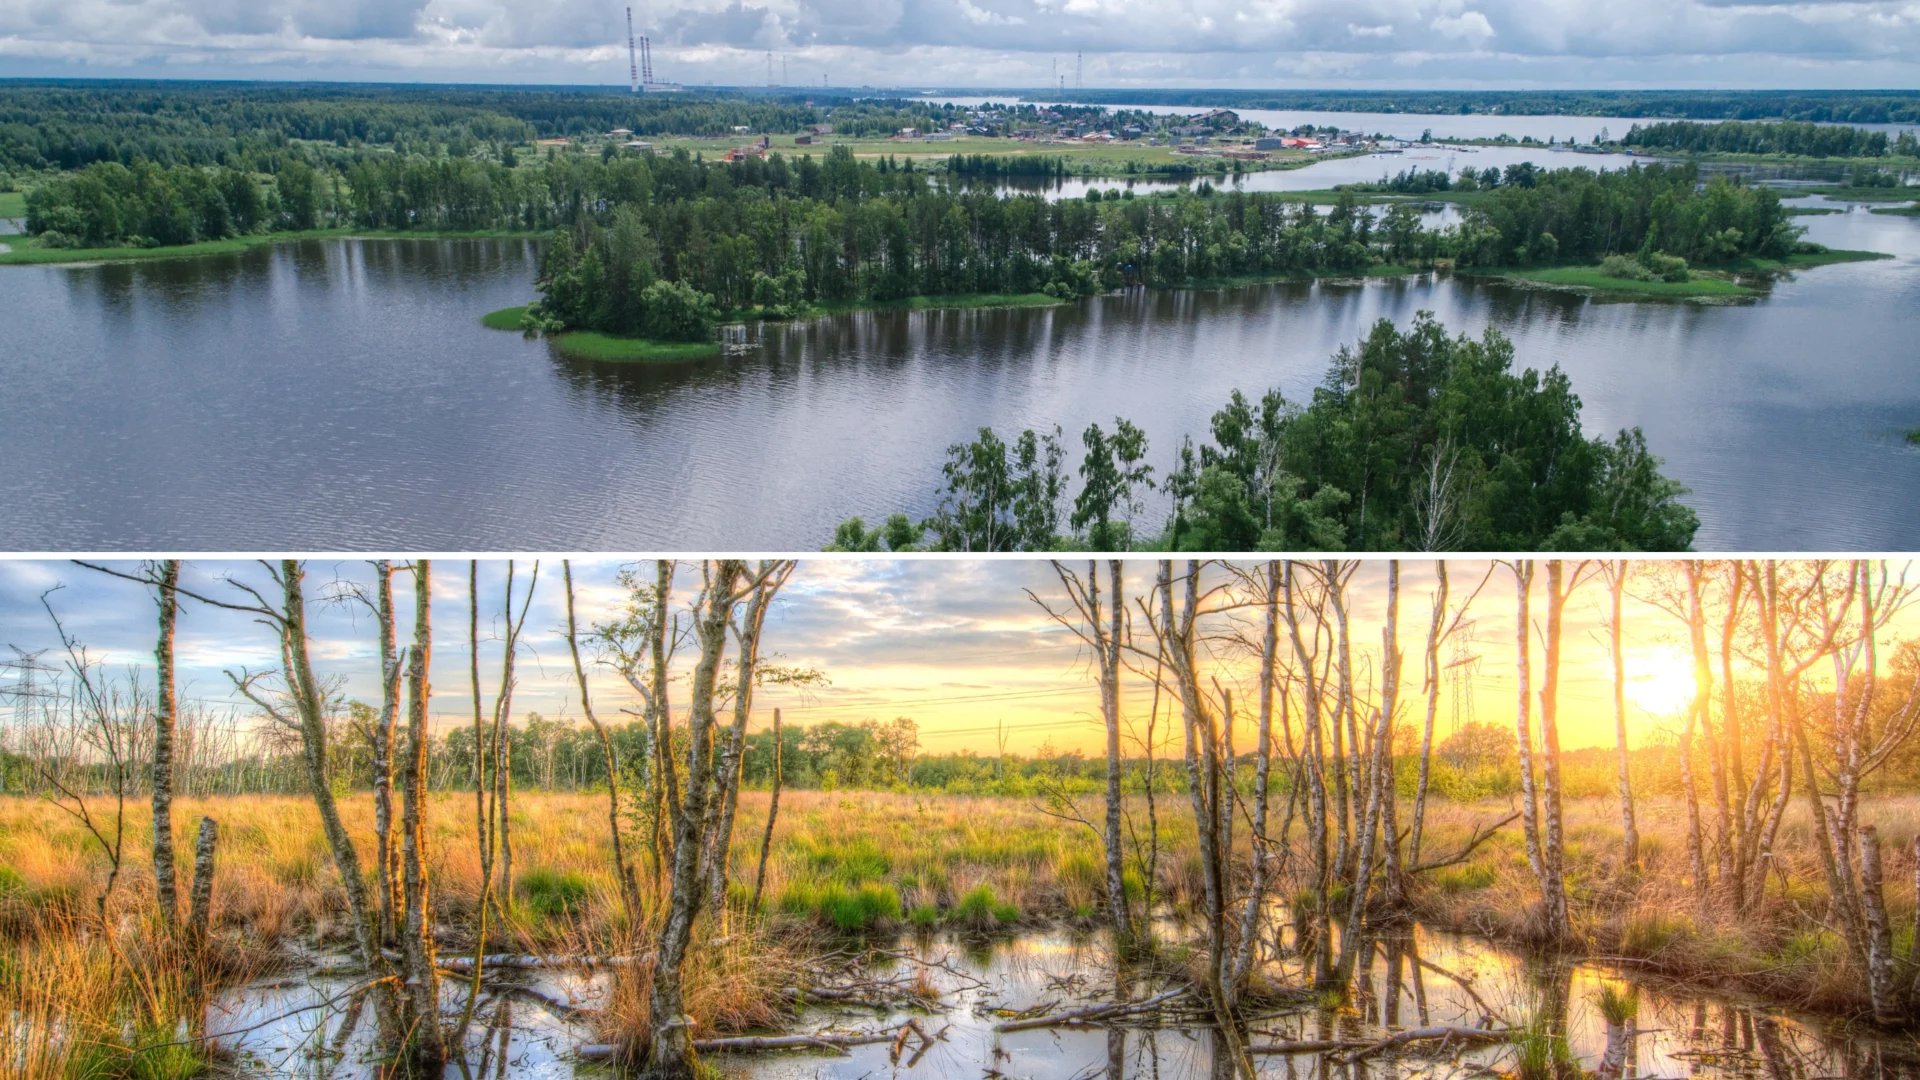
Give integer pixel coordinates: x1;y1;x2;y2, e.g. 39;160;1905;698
1641;251;1690;281
639;279;719;342
1600;254;1655;281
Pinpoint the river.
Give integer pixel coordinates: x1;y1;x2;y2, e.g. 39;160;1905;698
1;170;1916;551
206;924;1916;1079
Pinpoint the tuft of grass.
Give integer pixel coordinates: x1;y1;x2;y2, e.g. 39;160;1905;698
481;304;531;330
1619;910;1694;958
550;330;721;364
952;883;1021;930
1595;982;1640;1025
1433;864;1497;893
777;881;900;931
520;867;592;921
907;903;941;928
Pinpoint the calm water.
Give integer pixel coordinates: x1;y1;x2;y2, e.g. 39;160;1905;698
210;926;1917;1079
2;188;1917;551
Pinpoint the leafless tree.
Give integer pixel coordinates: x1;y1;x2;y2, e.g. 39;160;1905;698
564;559;643;925
1029;560;1136;948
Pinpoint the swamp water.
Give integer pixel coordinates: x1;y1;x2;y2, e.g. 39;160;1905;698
205;925;1917;1080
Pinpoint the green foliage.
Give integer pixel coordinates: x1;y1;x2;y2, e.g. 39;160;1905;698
1433;864;1498;893
520;867;592;920
1595;983;1640;1025
1624;120;1895;158
952;884;1022;929
780;881;901;931
838;313;1698;553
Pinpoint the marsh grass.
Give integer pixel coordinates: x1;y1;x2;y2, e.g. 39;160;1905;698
2;788;1914;1064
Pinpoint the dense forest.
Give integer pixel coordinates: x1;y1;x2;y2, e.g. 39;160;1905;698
520;155;1800;338
0;80;998;174
1039;88;1920;124
831;314;1699;553
1624;119;1919;158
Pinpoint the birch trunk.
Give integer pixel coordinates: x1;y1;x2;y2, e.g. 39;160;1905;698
1102;560;1133;947
371;560;401;944
1681;562;1713;909
1537;561;1571;941
1858;825;1900;1025
1231;561;1278;987
1410;561;1446;865
152;559;181;930
1607;562;1640;872
187;816;217;941
401;560;445;1064
1510;561;1546;895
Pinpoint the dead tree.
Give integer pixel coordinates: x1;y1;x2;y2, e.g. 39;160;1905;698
564;560;643;925
1603;561;1640;871
489;561;540;913
151;559;181;929
1280;561;1335;987
649;560;791;1079
750;706;783;914
399;560;444;1066
1029;559;1135;948
1533;560;1585;942
1142;560;1255;1080
1505;560;1550;931
705;560;795;922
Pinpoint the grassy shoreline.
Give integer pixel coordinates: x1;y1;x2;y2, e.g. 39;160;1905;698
1478;248;1888;299
0;226;543;266
480;304;724;363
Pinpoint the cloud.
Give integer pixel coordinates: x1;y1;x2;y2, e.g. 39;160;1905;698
1430;9;1494;44
2;0;1920;85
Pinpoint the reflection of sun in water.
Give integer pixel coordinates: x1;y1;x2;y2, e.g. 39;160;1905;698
1628;651;1697;718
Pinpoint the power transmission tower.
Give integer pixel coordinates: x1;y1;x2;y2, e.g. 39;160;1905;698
0;645;57;796
767;50;774;88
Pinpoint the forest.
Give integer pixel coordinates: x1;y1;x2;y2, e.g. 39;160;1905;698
2;558;1917;1080
1623;119;1919;159
831;315;1700;553
0;80;1166;179
515;156;1803;340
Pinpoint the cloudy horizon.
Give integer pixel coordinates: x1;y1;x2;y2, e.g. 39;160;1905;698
3;0;1920;91
4;558;1902;758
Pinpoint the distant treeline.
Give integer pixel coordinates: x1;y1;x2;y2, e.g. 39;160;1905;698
1032;89;1920;124
0;80;998;174
1624;119;1919;158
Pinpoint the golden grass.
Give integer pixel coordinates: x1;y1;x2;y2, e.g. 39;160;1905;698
2;787;1913;1066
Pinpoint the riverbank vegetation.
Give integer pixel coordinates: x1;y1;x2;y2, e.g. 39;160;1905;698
4;558;1917;1079
1043;88;1920;124
1623;119;1918;160
831;314;1699;553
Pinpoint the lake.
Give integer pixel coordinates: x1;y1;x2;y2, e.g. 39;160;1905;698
1;175;1916;552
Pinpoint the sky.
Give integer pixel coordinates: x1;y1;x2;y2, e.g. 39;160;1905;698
5;557;1904;759
2;0;1920;90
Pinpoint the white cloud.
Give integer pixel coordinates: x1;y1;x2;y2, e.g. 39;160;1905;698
1;0;1918;85
1430;9;1495;44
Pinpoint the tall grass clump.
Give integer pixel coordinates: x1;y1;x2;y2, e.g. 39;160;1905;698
952;884;1021;931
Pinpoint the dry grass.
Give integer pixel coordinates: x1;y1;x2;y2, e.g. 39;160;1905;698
2;788;1914;1072
1405;794;1920;1014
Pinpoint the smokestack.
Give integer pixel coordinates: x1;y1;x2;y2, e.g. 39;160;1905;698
626;8;639;93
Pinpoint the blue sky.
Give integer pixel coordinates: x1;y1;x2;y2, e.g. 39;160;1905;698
2;0;1917;89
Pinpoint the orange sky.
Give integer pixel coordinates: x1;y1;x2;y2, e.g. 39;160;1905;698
6;558;1912;756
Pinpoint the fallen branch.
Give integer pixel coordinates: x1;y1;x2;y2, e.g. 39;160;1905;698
1408;813;1519;874
993;987;1188;1033
1342;1025;1515;1062
432;952;647;972
1250;1039;1369;1055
